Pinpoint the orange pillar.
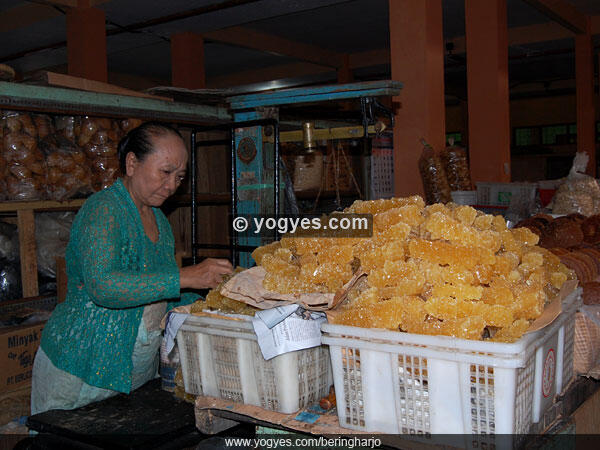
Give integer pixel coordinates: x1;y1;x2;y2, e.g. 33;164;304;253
389;0;446;197
465;0;510;183
66;5;107;82
575;17;595;176
171;32;206;89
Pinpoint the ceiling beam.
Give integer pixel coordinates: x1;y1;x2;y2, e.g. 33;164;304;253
0;3;62;32
203;26;344;69
208;61;333;88
207;47;391;88
0;1;109;34
448;17;600;54
27;0;108;8
348;49;390;69
521;0;588;34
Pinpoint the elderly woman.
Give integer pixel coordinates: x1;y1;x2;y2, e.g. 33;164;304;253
31;122;232;414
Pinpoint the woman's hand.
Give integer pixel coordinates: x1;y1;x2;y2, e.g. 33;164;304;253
179;258;233;289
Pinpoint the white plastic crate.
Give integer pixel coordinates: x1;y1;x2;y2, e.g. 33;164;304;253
476;181;537;207
451;190;477;206
321;288;580;436
177;314;332;414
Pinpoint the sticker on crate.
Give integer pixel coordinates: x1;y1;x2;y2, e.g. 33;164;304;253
252;305;326;360
542;348;556;398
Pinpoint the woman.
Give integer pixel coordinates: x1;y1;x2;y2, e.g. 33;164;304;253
31;122;232;414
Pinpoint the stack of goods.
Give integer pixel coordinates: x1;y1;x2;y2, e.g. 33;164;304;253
418;140;473;205
251;196;574;342
552;152;600;216
441;141;472;191
40;135;92;201
75;116;122;191
418;142;451;204
517;212;600;301
1;111;47;200
0;111;146;202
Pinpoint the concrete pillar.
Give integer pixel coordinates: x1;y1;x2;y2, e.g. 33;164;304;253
66;5;107;82
575;17;595;176
171;32;206;89
389;0;446;197
465;0;511;183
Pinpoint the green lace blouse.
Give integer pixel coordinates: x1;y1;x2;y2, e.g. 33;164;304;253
40;178;198;393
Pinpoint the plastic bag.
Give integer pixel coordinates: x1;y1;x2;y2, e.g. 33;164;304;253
0;221;21;302
505;189;538;227
33;114;55;140
35;212;74;278
0;221;19;261
40;134;93;200
574;305;600;375
418;139;451;204
441;139;472;191
1;111;47;200
553;152;600;216
75;116;122;191
119;118;144;134
54;115;77;143
89;156;120;191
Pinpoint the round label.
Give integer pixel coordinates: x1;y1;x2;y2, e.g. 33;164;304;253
542;348;556;398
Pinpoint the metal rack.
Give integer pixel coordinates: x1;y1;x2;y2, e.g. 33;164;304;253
190;118;280;267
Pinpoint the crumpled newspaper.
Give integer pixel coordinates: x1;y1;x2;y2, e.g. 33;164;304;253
219;265;366;311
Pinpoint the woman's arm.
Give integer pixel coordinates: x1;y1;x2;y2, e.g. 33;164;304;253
78;201;180;309
179;258;233;289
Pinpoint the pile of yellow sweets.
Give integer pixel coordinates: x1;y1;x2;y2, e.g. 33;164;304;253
251;196;575;342
191;268;259;316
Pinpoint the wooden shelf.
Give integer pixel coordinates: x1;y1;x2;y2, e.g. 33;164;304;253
0;198;86;299
0;198;85;213
0;81;231;124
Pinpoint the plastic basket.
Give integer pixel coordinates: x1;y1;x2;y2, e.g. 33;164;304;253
177;314;332;414
450;190;477;205
476;182;537;207
321;288;580;436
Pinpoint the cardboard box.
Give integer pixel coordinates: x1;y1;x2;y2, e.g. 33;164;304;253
0;384;30;425
0;322;45;394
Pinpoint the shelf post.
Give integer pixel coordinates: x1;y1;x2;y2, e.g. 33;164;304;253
17;209;39;298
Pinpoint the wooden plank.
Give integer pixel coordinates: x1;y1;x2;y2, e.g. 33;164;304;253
522;0;588;34
28;71;173;102
56;257;67;304
205;26;343;69
573;387;600;433
17;209;38;298
0;198;85;213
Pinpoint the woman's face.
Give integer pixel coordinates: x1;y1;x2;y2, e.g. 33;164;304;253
125;133;188;207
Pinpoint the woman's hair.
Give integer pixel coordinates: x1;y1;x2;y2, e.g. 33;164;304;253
117;121;183;173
